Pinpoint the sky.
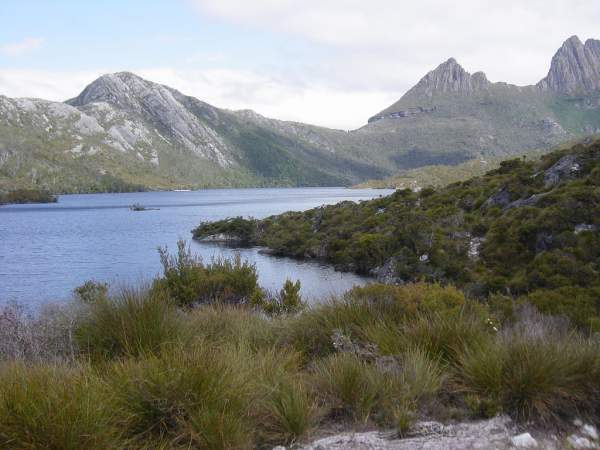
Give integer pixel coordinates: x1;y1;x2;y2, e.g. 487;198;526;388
1;1;599;129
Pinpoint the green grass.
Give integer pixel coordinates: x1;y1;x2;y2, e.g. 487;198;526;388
74;286;182;360
2;245;600;447
313;352;382;423
108;343;255;449
457;315;600;422
0;363;118;449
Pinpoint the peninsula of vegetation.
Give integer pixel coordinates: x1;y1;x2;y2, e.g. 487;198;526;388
0;189;57;205
194;137;600;331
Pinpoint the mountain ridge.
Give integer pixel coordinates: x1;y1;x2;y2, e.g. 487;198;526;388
2;36;600;192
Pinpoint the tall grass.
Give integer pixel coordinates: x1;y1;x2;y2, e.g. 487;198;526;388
183;304;279;349
0;363;117;449
109;343;254;449
401;310;490;363
457;311;600;422
313;352;384;424
250;348;318;445
284;283;473;359
74;286;181;360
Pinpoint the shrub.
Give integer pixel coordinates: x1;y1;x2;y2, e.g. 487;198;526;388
254;279;304;316
0;363;117;449
75;287;181;360
525;287;600;332
73;280;108;304
153;240;263;307
192;216;257;244
0;189;57;204
0;302;78;363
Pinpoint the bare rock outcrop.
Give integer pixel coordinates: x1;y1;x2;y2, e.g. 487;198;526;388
538;36;600;94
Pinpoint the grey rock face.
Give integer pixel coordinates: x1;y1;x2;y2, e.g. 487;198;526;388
575;224;598;234
407;58;491;98
482;187;511;209
297;416;565;450
543;154;580;187
371;257;400;284
68;72;233;167
538;36;600;94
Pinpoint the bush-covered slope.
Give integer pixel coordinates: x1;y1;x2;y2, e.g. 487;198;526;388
193;138;600;328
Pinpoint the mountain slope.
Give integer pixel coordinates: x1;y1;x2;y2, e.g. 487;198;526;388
0;73;385;193
2;36;600;192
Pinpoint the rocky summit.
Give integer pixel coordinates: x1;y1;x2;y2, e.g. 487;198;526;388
538;36;600;94
2;36;600;192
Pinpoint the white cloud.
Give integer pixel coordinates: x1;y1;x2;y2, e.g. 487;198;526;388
0;37;44;56
190;0;600;85
0;69;108;101
139;67;394;129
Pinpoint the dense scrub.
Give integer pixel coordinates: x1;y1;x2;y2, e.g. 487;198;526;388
0;189;57;205
193;138;600;330
1;245;600;448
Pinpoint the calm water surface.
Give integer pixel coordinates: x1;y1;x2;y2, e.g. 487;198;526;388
0;188;393;307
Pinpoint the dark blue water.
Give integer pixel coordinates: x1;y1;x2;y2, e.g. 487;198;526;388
0;188;393;306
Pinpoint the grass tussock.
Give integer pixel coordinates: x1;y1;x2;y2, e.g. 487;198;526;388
457;312;600;422
2;246;600;447
109;343;254;449
74;286;182;360
0;363;117;449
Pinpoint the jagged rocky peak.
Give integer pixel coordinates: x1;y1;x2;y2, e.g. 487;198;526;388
409;57;490;96
538;35;600;94
66;71;151;108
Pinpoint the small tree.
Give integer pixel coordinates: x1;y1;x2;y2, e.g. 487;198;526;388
255;279;304;316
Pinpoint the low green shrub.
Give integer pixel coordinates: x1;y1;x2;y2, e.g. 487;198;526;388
153;240;263;307
253;279;305;316
73;280;108;304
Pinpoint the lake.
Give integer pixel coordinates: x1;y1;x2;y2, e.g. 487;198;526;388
0;187;393;307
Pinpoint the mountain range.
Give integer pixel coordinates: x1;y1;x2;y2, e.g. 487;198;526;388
1;35;600;192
